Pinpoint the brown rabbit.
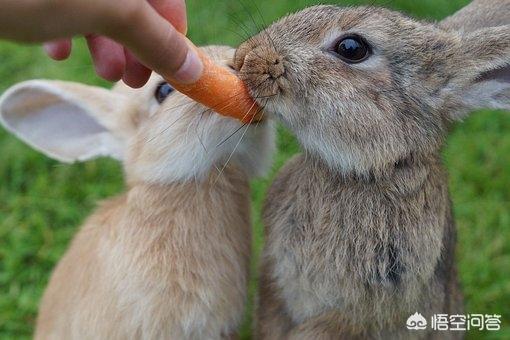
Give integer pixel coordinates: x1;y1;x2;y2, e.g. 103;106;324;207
0;46;275;339
233;1;510;339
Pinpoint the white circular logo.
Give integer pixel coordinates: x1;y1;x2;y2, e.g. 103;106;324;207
407;312;428;330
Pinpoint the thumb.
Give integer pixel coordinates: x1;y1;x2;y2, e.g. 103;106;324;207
104;1;203;84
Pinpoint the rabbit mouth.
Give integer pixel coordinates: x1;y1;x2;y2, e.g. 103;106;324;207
220;61;268;123
238;66;287;124
239;57;286;98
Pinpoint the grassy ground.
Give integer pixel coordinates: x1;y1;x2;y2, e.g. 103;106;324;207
0;0;509;339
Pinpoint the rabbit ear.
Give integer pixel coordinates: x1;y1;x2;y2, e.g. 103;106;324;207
447;26;510;118
0;80;137;163
440;0;510;33
460;64;510;111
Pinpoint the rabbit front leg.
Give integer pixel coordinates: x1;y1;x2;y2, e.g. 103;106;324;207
258;258;355;340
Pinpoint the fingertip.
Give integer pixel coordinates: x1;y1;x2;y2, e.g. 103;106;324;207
44;40;72;60
122;72;151;88
122;50;152;88
86;35;126;82
94;58;125;82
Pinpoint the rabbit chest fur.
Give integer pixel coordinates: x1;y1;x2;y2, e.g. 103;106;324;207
259;154;462;339
36;168;251;340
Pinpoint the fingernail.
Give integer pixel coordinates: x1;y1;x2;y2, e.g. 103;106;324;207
173;48;203;84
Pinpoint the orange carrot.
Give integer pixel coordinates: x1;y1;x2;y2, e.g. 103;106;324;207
168;44;261;124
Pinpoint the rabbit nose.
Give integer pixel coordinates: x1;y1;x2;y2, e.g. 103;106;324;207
268;57;285;79
235;40;287;97
247;50;285;80
236;47;286;80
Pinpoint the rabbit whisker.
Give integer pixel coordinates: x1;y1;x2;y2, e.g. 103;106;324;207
232;0;275;65
225;26;253;44
146;107;190;144
213;99;266;185
213;117;254;186
196;112;208;153
228;13;256;43
251;1;278;52
147;87;255;146
214;93;276;147
216;123;249;148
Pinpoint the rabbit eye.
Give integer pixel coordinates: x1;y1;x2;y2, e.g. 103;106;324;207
334;36;370;63
155;82;175;103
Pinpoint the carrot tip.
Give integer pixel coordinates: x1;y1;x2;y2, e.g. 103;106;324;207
167;41;262;124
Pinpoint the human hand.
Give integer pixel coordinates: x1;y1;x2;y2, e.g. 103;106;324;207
0;0;203;87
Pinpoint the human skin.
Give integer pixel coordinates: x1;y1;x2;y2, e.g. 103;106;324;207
0;0;203;87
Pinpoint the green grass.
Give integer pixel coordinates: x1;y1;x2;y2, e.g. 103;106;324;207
0;0;508;339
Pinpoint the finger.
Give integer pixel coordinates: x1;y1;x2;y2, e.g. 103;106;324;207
44;39;72;60
148;0;187;34
104;2;202;84
122;49;152;88
86;35;126;82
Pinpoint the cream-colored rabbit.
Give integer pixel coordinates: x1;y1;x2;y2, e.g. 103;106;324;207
0;46;275;339
234;1;510;339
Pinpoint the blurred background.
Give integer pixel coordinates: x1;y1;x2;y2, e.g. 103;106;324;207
0;0;509;339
